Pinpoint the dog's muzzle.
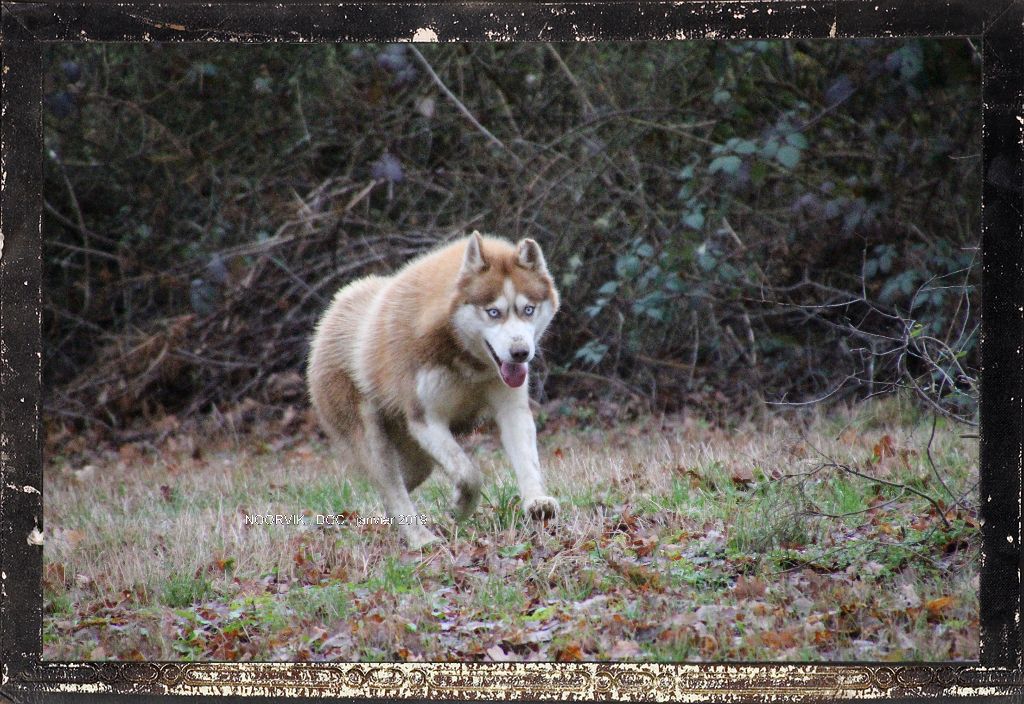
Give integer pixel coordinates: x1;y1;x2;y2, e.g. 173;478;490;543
486;341;529;388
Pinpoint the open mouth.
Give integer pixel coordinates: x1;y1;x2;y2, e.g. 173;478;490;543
485;341;528;388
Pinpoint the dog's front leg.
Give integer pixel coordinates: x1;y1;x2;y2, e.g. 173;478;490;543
406;418;483;521
491;389;559;521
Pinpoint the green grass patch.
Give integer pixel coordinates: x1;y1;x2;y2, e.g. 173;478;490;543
729;482;812;553
282;479;356;512
161;573;213;608
475;576;527;618
286;583;351;622
666;557;732;591
44;592;72;616
478;482;525;532
361;557;421;595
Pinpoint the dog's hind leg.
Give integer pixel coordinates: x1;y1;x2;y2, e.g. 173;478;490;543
383;418;437;493
360;404;441;549
405;418;483;521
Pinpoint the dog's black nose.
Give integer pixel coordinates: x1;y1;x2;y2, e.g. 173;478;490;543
510;348;529;363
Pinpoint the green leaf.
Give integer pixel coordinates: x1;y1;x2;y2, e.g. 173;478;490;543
575;341;609;365
525;606;557;621
899;273;916;295
252;76;273;94
785;132;809;150
696;244;717;272
683;210;706;230
733;139;758;155
709;155;742;175
636;242;655;258
498;542;532;558
585;301;607;318
635;292;668;321
664;273;685;293
776;145;801;169
880;280;900;304
615;254;642;278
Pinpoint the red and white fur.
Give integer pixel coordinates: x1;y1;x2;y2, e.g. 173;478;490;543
307;232;560;548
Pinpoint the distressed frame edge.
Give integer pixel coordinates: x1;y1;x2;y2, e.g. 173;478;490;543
979;0;1024;675
0;0;1016;44
0;0;1021;700
0;34;45;702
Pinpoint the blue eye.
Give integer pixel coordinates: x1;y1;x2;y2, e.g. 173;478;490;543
486;308;501;319
523;305;535;316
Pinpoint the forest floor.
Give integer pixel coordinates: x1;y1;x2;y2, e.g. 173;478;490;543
43;396;979;661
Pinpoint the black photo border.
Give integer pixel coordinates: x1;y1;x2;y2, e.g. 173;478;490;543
1;1;1022;700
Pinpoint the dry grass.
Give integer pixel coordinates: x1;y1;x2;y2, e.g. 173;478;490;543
43;396;979;661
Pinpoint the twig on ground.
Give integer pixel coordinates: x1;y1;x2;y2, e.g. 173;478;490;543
822;460;952;530
925;413;962;510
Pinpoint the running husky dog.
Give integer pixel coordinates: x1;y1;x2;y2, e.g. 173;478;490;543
307;232;560;548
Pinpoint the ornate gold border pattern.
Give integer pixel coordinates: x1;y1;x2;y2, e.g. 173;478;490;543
13;662;1024;699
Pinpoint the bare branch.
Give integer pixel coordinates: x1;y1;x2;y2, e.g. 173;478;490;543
408;46;523;168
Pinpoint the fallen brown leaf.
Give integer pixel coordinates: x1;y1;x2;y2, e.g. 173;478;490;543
734;575;767;599
43;562;67;589
556;644;583;661
730;464;755;486
700;634;719;655
926;596;955;618
873;434;896;462
761;629;798;649
813;629;834;644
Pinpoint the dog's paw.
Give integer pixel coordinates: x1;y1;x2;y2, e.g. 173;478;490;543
523;495;559;521
406;527;442;551
453;475;483;522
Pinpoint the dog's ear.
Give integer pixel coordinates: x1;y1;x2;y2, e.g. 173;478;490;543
515;238;549;274
461;231;488;274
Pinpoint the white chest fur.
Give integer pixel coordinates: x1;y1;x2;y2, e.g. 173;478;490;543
415;366;494;426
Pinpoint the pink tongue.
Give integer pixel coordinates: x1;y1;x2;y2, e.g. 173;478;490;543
500;361;528;388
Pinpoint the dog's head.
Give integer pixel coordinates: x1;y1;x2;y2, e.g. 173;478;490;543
452;232;559;388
